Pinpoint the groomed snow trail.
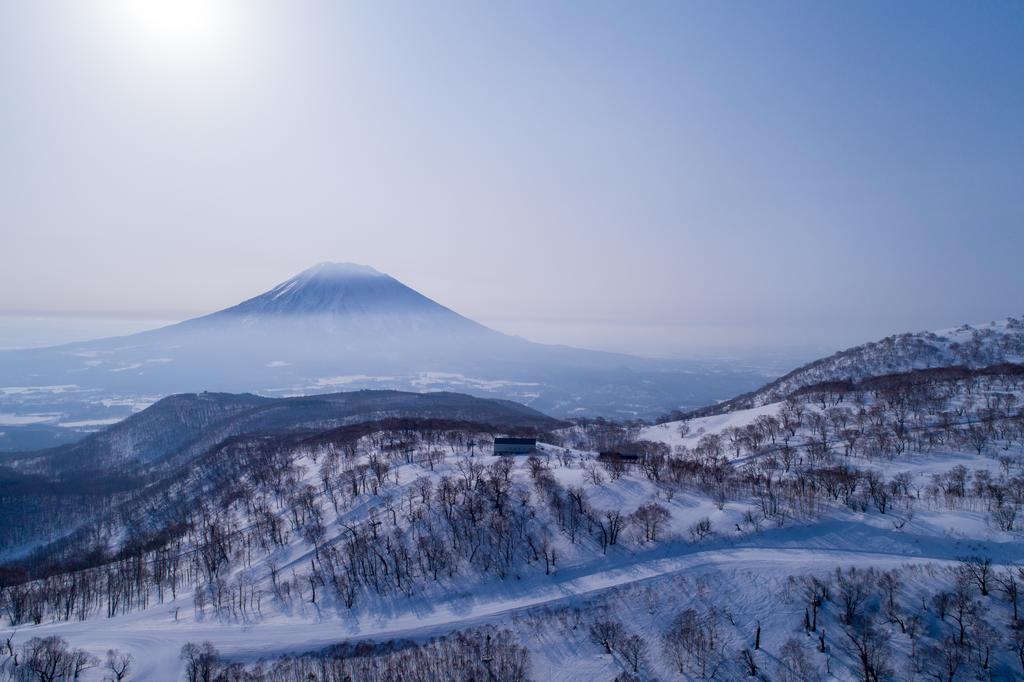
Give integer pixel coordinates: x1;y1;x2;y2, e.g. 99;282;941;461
7;533;1020;680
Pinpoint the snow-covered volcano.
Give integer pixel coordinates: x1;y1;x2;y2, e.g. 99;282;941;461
220;263;469;318
0;264;768;421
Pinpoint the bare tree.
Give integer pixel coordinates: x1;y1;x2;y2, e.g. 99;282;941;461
590;619;623;655
21;636;97;682
1011;624;1024;677
618;633;647;673
995;568;1020;623
181;641;221;682
777;638;818;682
799;575;830;632
662;607;727;678
106;648;133;681
688;517;713;542
923;634;965;682
841;617;891;682
835;566;871;625
958;556;993;597
945;574;978;647
632;503;671;543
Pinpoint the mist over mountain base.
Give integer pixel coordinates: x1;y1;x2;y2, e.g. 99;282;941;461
0;265;781;439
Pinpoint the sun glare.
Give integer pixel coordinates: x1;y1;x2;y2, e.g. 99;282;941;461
106;0;234;62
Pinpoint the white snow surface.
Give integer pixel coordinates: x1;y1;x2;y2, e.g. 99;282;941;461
5;440;1023;680
6;358;1024;679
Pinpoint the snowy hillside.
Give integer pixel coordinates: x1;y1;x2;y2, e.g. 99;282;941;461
3;355;1024;680
4;390;560;475
683;317;1024;418
0;390;561;574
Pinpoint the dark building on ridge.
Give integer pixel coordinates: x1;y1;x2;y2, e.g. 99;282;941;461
597;451;640;465
493;437;537;455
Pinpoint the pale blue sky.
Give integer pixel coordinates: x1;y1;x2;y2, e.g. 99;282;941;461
1;2;1022;356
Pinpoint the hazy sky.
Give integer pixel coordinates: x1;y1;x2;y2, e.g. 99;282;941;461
2;1;1022;357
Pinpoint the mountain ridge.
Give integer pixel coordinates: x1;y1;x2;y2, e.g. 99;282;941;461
675;316;1024;419
3;388;563;475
